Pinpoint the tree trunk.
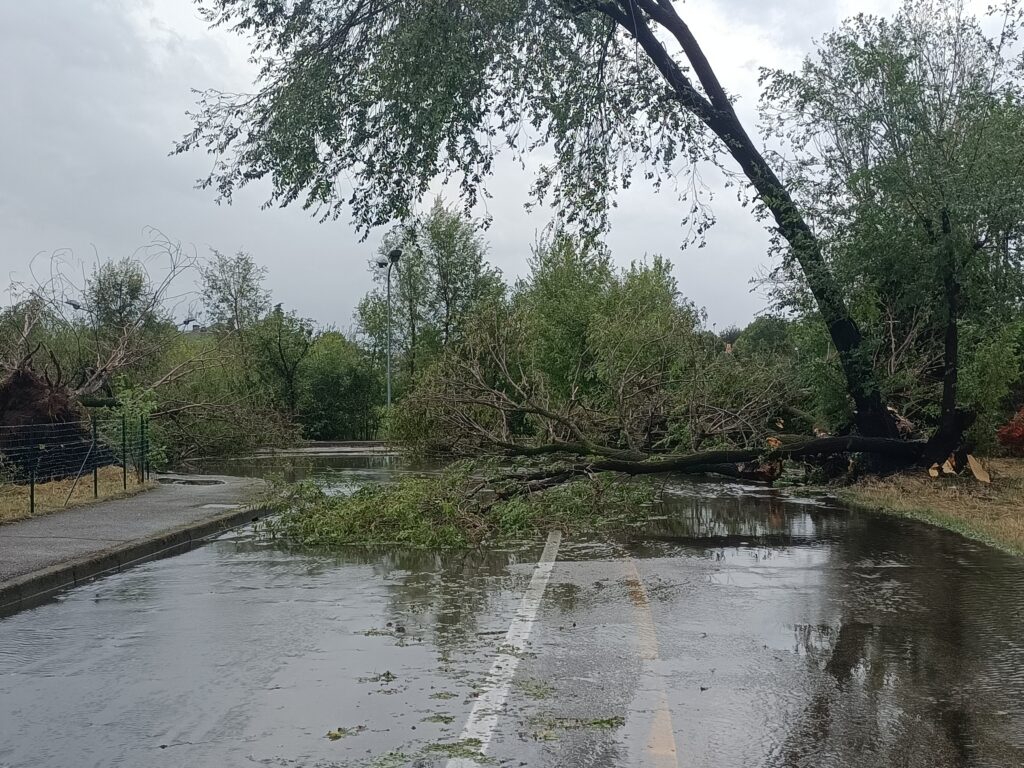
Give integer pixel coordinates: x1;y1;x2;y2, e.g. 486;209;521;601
605;1;899;439
924;211;971;462
498;435;925;490
704;112;898;439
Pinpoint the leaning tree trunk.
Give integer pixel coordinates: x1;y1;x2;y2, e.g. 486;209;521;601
705;111;900;440
606;1;899;440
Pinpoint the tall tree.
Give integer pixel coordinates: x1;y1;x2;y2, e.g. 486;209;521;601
86;259;165;335
177;0;898;438
357;201;501;383
251;305;314;414
762;0;1024;456
200;250;271;331
419;198;495;345
298;330;383;440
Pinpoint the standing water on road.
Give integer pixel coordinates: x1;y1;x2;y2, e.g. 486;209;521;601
1;453;1023;767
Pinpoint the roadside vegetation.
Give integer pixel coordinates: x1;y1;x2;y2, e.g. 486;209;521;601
207;0;1022;550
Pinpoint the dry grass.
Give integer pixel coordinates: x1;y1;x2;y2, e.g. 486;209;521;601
0;466;155;525
840;458;1024;555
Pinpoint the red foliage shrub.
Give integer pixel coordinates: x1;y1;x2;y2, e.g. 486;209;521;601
997;406;1024;453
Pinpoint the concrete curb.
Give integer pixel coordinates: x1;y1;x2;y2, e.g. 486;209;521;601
0;504;272;616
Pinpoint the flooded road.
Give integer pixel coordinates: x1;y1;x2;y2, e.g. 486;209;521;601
2;454;1023;767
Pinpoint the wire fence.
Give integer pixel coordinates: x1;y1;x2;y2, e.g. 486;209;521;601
0;412;150;523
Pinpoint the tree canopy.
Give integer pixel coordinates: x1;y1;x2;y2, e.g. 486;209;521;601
762;0;1024;452
184;0;967;438
200;250;271;331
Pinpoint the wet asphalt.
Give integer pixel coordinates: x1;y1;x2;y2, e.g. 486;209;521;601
1;454;1023;767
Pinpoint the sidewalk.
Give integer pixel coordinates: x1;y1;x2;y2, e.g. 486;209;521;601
0;474;266;613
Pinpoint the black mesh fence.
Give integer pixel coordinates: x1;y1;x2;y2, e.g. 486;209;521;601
0;412;150;522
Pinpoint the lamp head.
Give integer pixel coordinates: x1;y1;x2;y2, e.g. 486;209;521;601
388;248;402;264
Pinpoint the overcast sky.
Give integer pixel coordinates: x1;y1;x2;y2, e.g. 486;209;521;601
0;0;898;333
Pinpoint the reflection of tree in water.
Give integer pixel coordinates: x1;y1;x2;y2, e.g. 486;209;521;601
627;491;843;559
232;536;528;648
197;452;406;482
374;546;542;650
770;513;1024;767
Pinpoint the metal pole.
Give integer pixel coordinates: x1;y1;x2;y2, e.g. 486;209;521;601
138;415;144;483
92;420;98;499
29;467;35;517
142;416;148;482
121;412;127;490
386;263;392;407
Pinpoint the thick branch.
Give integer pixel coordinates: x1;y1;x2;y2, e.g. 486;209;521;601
501;435;925;477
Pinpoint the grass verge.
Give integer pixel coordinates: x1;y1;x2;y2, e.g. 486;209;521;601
256;462;655;548
0;465;154;525
839;458;1024;555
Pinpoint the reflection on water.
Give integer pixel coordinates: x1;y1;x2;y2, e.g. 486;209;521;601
195;451;437;483
0;455;1022;767
634;482;1024;767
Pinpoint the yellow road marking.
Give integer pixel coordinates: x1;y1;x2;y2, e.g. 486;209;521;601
623;559;680;768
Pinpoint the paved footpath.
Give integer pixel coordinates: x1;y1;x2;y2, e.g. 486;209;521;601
0;474;265;612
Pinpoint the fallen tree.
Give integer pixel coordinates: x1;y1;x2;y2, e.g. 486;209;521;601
497;436;926;487
0;367;118;483
382;251;933;496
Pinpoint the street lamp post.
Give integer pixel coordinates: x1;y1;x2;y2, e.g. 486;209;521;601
64;298;99;352
376;248;402;407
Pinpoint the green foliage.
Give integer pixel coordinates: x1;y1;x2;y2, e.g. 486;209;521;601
2;235;385;461
782;318;855;434
718;325;743;346
149;332;299;463
257;462;656;548
298;331;383;440
200;249;270;331
390;234;799;456
517;231;613;403
588;256;704;450
249;307;314;414
959;319;1024;451
357;198;503;390
733;316;793;358
178;0;708;239
86;258;167;334
762;0;1024;438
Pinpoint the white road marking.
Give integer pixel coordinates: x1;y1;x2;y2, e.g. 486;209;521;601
445;530;562;768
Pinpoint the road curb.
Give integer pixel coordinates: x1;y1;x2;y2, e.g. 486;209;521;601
0;505;272;616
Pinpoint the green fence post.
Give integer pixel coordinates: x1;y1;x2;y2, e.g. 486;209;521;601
138;415;145;483
144;416;149;481
121;411;127;490
29;467;35;517
92;419;99;499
